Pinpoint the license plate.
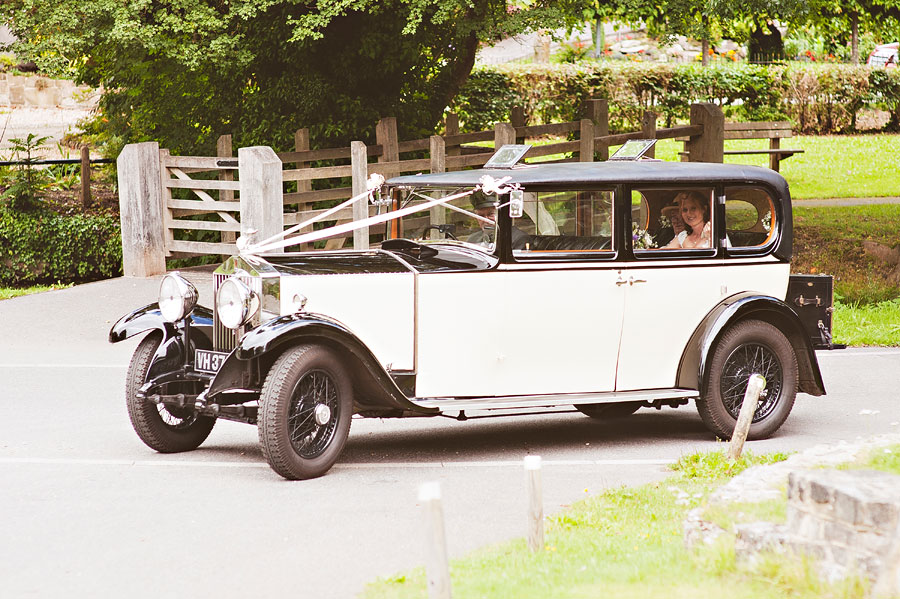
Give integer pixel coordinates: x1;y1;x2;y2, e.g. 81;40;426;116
195;349;229;374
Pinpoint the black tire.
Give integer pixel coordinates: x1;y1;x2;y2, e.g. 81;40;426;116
575;402;642;419
697;319;798;440
258;344;353;480
126;333;216;453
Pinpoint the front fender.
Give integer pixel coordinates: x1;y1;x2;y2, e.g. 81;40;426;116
207;313;435;416
678;293;825;397
109;303;214;346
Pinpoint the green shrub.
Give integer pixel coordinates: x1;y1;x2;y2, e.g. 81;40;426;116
450;62;900;134
0;207;122;286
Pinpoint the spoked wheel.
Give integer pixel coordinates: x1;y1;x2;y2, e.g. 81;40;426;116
575;402;642;419
258;344;353;480
126;333;216;453
697;319;798;440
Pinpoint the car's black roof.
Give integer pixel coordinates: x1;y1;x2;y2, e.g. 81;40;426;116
387;160;791;199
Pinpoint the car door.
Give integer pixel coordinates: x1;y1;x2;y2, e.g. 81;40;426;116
615;186;727;391
414;189;624;398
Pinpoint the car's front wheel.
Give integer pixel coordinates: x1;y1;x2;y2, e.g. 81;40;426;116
126;332;216;453
696;319;798;440
258;344;353;480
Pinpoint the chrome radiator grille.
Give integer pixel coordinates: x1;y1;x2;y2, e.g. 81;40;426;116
213;272;263;352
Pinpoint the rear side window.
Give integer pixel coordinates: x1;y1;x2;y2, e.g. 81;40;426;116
725;187;776;249
513;190;614;255
629;187;715;253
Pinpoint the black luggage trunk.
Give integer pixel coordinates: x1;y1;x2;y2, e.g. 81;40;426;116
787;274;838;349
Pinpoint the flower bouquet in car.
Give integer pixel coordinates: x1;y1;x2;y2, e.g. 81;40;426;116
632;222;656;249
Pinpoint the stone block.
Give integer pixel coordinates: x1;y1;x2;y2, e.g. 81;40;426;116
9;84;24;105
865;501;900;531
809;478;834;504
823;520;856;547
23;86;41;106
833;489;863;526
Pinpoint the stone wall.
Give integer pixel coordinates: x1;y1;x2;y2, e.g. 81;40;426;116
685;435;900;596
0;74;98;109
736;469;900;586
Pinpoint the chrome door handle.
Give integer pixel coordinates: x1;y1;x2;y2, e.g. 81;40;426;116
616;276;646;287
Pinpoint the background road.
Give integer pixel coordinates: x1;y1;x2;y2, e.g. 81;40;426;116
1;275;898;598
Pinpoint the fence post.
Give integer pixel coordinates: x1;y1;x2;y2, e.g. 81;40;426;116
79;146;91;209
238;146;283;249
494;122;515;149
728;374;766;461
584;99;609;161
444;113;460;170
685;103;724;163
217;134;236;244
579;119;594;162
294;128;311;194
428;136;446;240
511;106;526;144
116;142;167;277
376;116;400;181
351;141;369;250
641;111;658;158
419;482;452;599
524;456;544;552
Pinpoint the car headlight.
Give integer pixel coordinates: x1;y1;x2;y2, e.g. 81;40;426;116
158;273;199;322
217;277;260;329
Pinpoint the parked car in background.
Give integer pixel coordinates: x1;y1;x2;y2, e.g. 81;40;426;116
110;146;833;480
868;43;898;68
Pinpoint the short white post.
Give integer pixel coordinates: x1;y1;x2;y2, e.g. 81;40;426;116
419;482;451;599
524;455;544;552
728;374;766;461
238;146;283;249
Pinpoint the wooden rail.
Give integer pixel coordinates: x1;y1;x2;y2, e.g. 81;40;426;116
117;101;734;274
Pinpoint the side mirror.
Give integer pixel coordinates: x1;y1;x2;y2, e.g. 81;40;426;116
509;189;524;219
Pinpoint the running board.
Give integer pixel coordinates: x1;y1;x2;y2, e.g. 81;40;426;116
409;389;699;413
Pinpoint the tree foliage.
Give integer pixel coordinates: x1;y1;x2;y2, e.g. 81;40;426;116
0;0;590;155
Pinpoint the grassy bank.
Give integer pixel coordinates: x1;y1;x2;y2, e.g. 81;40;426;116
792;203;900;305
652;134;897;200
364;446;900;599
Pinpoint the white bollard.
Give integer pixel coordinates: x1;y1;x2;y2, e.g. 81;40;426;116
728;374;766;461
524;455;544;552
419;481;452;599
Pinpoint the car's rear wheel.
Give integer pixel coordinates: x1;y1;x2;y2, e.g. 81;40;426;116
126;332;216;453
258;344;353;480
697;319;798;440
575;402;642;419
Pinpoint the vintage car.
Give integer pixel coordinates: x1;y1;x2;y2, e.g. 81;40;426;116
110;146;830;480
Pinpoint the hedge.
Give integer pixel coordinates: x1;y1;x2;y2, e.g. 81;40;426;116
0;206;123;286
450;62;900;135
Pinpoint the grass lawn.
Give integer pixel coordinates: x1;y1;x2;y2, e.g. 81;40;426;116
0;283;71;300
363;447;900;599
641;134;898;200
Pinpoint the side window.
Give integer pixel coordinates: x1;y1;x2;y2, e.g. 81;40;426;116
399;189;498;249
630;187;715;252
725;188;776;249
514;190;613;254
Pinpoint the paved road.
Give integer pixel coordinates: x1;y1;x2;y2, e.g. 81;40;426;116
1;276;899;598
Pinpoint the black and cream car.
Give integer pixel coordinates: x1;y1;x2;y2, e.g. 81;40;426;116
110;150;830;480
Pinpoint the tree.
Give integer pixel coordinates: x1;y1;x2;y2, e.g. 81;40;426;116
0;0;590;155
799;0;900;62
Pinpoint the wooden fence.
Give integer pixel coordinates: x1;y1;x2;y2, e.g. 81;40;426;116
116;100;725;277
